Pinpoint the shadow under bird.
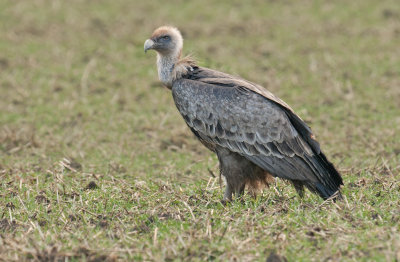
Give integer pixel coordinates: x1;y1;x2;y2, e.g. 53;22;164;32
144;26;343;201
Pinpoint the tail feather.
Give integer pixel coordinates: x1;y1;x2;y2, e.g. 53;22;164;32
305;152;343;200
248;152;343;200
281;108;343;199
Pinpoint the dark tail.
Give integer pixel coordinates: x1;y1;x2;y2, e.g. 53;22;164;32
283;109;343;200
305;152;343;200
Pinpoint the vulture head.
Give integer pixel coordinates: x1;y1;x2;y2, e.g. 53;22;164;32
144;26;194;88
144;26;183;56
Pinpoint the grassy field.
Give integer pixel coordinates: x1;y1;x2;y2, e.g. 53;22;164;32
1;0;400;261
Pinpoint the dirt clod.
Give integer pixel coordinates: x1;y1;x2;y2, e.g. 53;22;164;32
266;252;288;262
85;181;99;190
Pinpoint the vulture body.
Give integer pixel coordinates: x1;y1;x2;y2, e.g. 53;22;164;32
144;26;343;201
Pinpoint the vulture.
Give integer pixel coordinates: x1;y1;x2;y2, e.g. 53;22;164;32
144;26;343;201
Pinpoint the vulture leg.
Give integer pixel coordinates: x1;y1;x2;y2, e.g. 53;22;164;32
216;147;253;201
223;184;234;202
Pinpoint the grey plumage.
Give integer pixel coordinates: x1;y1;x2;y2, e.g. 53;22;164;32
144;26;343;201
172;67;343;200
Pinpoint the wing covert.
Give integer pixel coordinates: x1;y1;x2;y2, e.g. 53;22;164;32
172;78;314;169
172;72;342;193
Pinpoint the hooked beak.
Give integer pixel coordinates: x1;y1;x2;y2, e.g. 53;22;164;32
144;39;155;53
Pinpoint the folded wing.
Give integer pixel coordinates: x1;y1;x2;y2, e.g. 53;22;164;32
172;67;343;199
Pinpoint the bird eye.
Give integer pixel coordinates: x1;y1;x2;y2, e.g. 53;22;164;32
161;35;171;41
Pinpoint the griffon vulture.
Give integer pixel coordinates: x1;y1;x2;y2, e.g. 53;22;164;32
144;26;343;201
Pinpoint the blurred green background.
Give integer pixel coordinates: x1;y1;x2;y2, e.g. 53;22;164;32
1;0;400;261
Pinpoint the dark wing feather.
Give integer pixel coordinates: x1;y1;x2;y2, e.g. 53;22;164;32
172;67;343;199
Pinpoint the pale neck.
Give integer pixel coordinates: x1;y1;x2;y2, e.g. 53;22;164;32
156;51;180;88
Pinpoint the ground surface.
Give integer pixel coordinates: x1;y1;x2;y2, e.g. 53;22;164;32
1;0;400;261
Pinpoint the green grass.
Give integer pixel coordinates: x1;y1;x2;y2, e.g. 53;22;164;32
1;0;400;261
